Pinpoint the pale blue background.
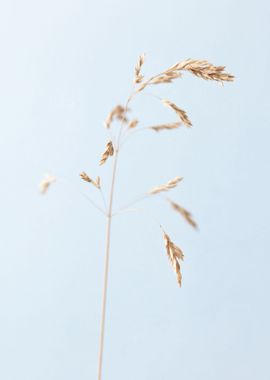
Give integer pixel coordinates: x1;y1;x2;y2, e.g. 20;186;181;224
0;0;269;379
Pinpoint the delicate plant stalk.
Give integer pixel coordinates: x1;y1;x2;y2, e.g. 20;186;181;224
97;148;119;380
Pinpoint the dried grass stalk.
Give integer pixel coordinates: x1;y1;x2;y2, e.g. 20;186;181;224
134;53;145;84
169;200;197;229
165;59;234;82
135;58;234;95
128;119;139;129
39;174;56;194
151;122;181;132
162;99;192;127
80;172;101;189
100;141;114;166
163;232;184;286
149;176;183;194
104;105;129;128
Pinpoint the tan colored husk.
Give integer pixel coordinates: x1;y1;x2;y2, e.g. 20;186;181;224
165;59;234;82
135;58;234;95
104;105;129;129
128;119;139;129
151;122;181;132
151;71;182;84
39;174;56;194
169;199;197;229
134;53;145;84
80;172;101;189
149;176;183;194
99;141;114;166
163;232;184;286
162;99;192;127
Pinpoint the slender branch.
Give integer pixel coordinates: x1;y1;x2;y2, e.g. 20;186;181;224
113;192;149;216
119;126;150;149
99;187;107;211
59;177;106;215
113;205;163;230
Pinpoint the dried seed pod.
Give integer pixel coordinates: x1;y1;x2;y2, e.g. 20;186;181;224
163;232;184;286
162;99;192;128
150;122;181;132
134;53;145;84
149;176;183;195
39;174;56;194
99;141;114;165
165;59;234;82
104;105;129;128
80;172;101;189
169;200;197;229
80;172;92;183
128;119;139;129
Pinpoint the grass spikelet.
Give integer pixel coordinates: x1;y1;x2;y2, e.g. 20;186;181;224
149;176;183;194
163;232;184;286
151;122;181;132
169;199;197;229
162;99;192;127
128;119;139;129
166;59;234;82
151;71;182;84
136;82;148;93
39;174;56;194
134;53;145;84
104;105;129;128
99;141;114;166
80;172;101;189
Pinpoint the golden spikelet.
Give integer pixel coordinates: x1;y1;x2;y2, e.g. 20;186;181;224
162;99;192;127
104;105;129;128
99;141;114;166
151;122;181;132
128;119;139;129
163;232;184;286
149;176;183;194
80;172;101;189
169;200;197;229
39;174;56;194
165;59;234;82
134;53;145;84
151;71;182;84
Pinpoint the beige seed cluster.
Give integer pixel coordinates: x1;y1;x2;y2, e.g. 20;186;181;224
128;119;139;129
133;53;145;84
165;59;235;82
80;172;101;189
162;99;192;128
169;200;197;229
99;141;114;166
150;122;181;132
104;105;128;129
163;232;184;287
39;174;56;194
149;176;183;195
150;71;182;84
134;58;234;95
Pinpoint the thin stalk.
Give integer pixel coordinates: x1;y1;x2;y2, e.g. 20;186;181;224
97;148;119;380
97;96;131;380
